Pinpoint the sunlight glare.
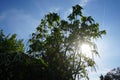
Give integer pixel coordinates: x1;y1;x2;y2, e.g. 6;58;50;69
81;44;91;54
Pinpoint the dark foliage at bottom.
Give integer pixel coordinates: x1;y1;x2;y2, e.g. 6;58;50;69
0;52;47;80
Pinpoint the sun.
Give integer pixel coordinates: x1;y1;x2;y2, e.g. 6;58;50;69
80;43;93;58
81;43;91;55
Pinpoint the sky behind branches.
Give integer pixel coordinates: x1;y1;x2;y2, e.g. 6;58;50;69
0;0;120;79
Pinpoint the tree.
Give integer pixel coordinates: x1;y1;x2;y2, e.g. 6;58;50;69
0;30;47;80
0;30;26;80
100;67;120;80
0;30;24;53
28;4;106;80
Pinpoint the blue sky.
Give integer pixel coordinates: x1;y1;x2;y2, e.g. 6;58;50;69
0;0;120;80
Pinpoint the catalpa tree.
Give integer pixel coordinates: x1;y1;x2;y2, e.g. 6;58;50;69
28;4;106;80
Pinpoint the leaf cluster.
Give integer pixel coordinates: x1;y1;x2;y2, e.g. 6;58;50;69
0;30;24;53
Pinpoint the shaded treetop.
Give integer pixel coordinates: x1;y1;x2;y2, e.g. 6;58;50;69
0;30;24;53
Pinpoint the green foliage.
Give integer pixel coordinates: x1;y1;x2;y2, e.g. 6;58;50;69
0;30;24;53
0;52;47;80
28;4;106;80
